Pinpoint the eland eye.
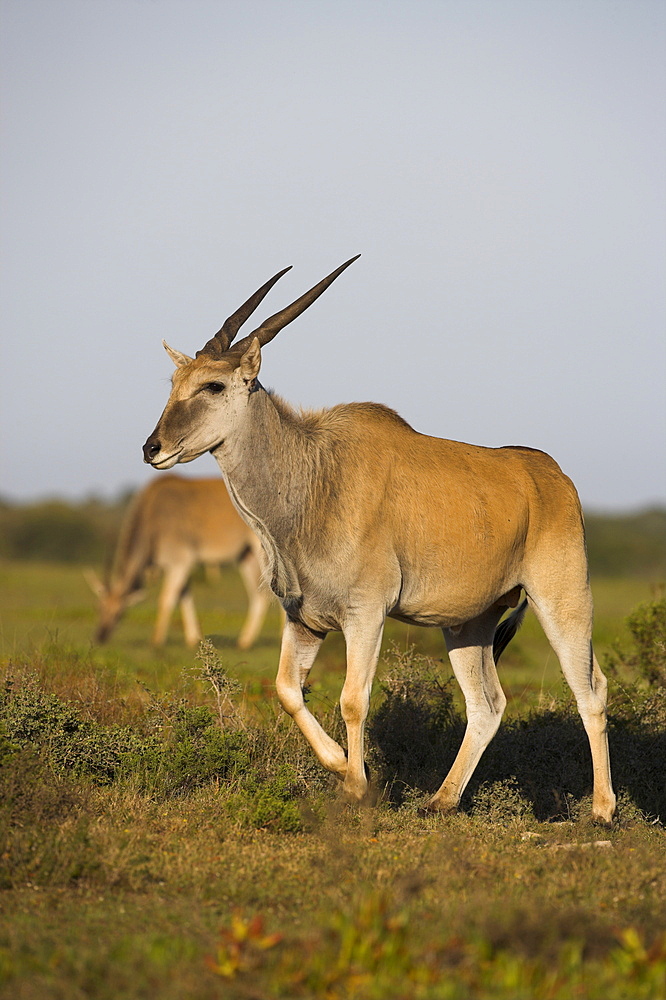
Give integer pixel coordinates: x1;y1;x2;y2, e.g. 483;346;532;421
203;381;225;395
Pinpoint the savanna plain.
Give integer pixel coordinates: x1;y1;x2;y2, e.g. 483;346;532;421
0;501;665;999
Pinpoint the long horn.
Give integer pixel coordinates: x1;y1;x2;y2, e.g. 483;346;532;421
196;265;293;358
231;255;361;355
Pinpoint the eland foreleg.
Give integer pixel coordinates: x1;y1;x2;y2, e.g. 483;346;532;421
275;619;348;778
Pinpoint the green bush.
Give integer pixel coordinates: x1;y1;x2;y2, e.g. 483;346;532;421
1;676;82;742
226;763;305;833
2;593;664;832
0;721;19;768
607;598;666;688
0;665;312;832
153;703;252;795
470;776;535;823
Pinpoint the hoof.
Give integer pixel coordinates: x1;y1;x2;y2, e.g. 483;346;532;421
591;811;618;829
341;787;371;806
341;762;375;806
418;797;458;817
591;796;618;828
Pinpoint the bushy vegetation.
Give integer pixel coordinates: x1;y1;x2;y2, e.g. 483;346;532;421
605;597;666;688
3;603;663;837
0;644;325;839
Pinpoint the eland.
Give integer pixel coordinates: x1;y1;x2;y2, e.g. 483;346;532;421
87;475;270;649
142;258;616;823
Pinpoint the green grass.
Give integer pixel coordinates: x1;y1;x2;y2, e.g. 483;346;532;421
0;560;659;706
0;562;665;999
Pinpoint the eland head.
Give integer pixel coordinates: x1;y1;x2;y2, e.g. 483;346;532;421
143;257;359;470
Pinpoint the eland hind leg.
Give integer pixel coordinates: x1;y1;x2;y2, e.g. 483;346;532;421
426;607;507;813
526;585;616;825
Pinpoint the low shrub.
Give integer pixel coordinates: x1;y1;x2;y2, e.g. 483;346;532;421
225;763;307;833
1;673;160;786
0;649;316;835
605;597;666;689
2;595;664;836
368;644;461;804
149;702;253;796
470;776;535;823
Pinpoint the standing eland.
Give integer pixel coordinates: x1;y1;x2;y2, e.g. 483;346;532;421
87;475;270;649
142;258;616;824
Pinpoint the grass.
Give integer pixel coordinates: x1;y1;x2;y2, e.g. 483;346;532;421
0;561;665;998
0;560;659;705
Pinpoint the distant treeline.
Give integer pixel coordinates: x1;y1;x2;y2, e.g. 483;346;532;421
584;508;666;578
0;492;664;579
0;494;131;568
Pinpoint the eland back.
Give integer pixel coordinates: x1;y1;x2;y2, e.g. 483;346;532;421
142;258;616;824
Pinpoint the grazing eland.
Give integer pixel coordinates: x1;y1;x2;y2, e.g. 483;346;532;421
87;475;270;649
142;258;616;823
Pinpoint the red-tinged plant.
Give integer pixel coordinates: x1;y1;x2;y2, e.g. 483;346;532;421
206;912;283;979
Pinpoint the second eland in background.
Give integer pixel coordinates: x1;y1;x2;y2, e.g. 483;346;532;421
86;475;271;649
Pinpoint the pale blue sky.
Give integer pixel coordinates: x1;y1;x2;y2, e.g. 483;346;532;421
1;0;664;510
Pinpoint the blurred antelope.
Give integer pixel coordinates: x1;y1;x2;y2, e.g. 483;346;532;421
142;258;616;824
87;475;270;649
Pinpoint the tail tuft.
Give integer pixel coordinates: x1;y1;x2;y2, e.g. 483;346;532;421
493;598;528;664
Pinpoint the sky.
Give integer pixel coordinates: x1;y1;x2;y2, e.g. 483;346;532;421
1;0;665;512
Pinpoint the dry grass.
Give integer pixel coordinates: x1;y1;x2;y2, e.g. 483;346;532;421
1;788;665;998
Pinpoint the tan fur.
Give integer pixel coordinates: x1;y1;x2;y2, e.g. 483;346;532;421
90;475;270;649
142;263;616;824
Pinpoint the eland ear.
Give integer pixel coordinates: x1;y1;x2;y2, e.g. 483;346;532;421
239;337;262;382
163;341;193;368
